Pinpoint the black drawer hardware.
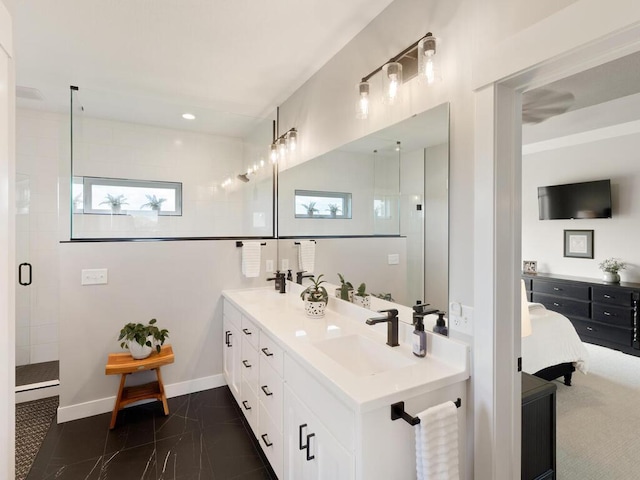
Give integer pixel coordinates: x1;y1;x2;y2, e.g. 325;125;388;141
225;331;232;347
391;398;461;426
242;400;251;410
18;263;32;286
603;311;616;317
242;360;251;368
299;423;308;449
306;433;316;461
236;241;267;247
243;328;252;335
604;294;613;299
261;348;274;357
261;434;273;447
553;287;562;291
553;302;561;307
261;385;273;396
587;326;594;331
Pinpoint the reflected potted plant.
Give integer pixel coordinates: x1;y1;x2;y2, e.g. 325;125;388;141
599;257;626;283
118;318;169;360
353;282;371;309
327;204;341;218
335;273;354;301
140;194;167;212
100;193;128;214
300;274;329;318
302;201;319;217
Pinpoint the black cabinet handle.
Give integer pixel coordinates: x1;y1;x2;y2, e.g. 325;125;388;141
299;423;308;450
261;434;273;447
604;294;613;299
18;263;32;286
587;326;594;331
553;302;561;307
242;400;251;410
603;311;614;317
553;287;561;291
261;348;274;357
242;360;251;368
243;328;252;335
261;385;273;396
225;331;231;346
306;433;316;461
227;332;232;347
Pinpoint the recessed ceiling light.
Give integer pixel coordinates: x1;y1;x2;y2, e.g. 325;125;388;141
182;113;196;120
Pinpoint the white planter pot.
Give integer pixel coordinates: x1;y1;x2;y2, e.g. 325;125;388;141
128;336;154;359
353;295;371;309
603;272;620;283
304;300;327;318
335;287;354;302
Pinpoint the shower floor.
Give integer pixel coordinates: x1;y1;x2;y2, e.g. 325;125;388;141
16;361;59;387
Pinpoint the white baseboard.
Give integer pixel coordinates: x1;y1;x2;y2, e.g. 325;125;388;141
16;383;60;404
56;374;227;424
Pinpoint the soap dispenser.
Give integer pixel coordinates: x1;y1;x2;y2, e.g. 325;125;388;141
412;315;426;357
433;311;448;336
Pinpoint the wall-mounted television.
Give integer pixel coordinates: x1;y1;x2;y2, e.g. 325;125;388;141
538;179;612;220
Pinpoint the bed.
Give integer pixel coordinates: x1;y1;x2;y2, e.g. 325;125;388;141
522;302;589;385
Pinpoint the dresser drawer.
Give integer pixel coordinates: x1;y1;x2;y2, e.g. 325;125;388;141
241;337;259;393
591;304;634;328
532;280;590;300
260;333;284;377
258;402;284;479
533;293;590;318
571;319;633;347
240;379;258;435
259;357;284;430
592;287;636;307
241;315;260;350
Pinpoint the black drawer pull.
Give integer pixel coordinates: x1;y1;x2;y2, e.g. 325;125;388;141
242;360;252;368
299;423;308;450
242;400;251;410
261;434;273;447
306;433;316;461
261;385;273;396
261;348;274;357
225;331;233;347
243;328;252;335
586;326;594;331
603;311;616;317
553;287;562;291
553;302;561;307
604;294;613;299
225;331;230;346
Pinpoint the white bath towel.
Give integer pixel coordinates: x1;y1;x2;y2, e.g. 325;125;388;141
415;401;459;480
241;242;261;278
297;241;315;274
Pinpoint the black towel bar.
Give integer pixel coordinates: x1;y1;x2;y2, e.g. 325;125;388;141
294;240;317;245
236;241;267;247
391;398;461;426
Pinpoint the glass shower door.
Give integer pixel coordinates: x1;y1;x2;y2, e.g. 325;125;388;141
15;173;31;368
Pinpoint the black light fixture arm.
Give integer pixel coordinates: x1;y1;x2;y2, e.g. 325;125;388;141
360;32;433;83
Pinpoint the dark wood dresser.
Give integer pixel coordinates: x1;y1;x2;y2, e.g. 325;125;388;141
522;372;556;480
523;273;640;356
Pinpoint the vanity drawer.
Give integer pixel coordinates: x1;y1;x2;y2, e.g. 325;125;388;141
571;319;633;346
533;293;590;318
591;304;634;328
223;300;242;329
592;287;636;307
260;333;284;377
241;315;260;350
241;337;259;392
259;358;284;430
259;402;284;480
532;280;590;300
240;380;258;435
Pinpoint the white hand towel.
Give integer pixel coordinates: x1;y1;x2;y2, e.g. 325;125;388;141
297;241;315;274
415;401;459;480
241;242;261;278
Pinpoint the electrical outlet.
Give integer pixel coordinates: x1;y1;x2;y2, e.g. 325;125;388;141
266;260;274;273
81;268;108;285
449;302;473;335
281;258;289;271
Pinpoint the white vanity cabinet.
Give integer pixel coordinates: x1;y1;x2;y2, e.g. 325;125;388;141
222;316;241;401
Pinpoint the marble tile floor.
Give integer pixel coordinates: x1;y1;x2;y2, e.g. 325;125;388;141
26;386;277;480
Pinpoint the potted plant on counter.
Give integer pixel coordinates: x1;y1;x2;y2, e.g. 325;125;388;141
118;318;169;359
353;282;371;309
599;257;626;283
100;193;128;214
140;194;167;212
327;204;341;218
302;201;319;217
300;274;329;318
335;273;354;301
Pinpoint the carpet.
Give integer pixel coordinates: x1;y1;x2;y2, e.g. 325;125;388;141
15;396;58;480
556;343;640;479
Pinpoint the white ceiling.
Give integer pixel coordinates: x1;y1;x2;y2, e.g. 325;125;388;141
13;0;395;136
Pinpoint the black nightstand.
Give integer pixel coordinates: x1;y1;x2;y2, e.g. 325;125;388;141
522;373;557;480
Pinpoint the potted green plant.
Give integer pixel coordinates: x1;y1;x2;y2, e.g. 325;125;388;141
140;194;167;212
118;318;169;359
335;273;354;301
599;257;626;283
302;201;319;217
300;274;329;318
100;193;128;214
353;282;371;309
326;204;341;218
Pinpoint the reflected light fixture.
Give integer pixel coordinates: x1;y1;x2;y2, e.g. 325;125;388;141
269;127;299;163
356;31;439;119
182;113;196;120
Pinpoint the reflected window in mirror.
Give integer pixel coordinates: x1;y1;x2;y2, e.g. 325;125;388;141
294;190;352;219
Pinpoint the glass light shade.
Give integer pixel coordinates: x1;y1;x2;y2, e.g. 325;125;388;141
521;279;532;337
287;129;298;151
382;62;402;104
277;137;287;159
418;34;440;84
356;81;370;119
269;143;278;163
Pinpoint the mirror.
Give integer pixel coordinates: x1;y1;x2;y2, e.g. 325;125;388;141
277;102;449;320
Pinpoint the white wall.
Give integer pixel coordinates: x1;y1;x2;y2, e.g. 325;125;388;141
522;129;640;282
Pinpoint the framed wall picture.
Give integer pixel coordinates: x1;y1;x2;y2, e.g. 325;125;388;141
523;260;537;274
564;230;594;258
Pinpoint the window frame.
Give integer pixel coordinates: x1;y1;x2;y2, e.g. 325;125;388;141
294;189;352;219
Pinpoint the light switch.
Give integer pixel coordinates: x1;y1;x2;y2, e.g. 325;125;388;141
387;254;400;265
82;268;108;285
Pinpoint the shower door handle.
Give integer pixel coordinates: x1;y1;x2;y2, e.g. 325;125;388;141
18;263;32;286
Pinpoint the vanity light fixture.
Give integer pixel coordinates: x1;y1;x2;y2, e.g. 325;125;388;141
182;113;196;120
395;141;401;152
269;127;299;163
356;31;439;119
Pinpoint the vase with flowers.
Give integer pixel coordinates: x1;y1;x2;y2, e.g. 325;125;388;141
599;257;626;283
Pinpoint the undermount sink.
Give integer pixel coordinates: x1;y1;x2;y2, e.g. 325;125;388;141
312;334;415;376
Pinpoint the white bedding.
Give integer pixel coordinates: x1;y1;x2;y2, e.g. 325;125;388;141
521;302;589;375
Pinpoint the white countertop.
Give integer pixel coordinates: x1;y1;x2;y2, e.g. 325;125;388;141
222;285;470;413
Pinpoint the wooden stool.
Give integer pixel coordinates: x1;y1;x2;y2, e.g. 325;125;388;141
105;344;175;429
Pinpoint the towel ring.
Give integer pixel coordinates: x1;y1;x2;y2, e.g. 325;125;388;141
391;399;462;426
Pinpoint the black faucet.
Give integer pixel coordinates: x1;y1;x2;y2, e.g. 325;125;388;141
412;302;439;325
366;309;399;347
296;271;315;285
267;271;286;294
